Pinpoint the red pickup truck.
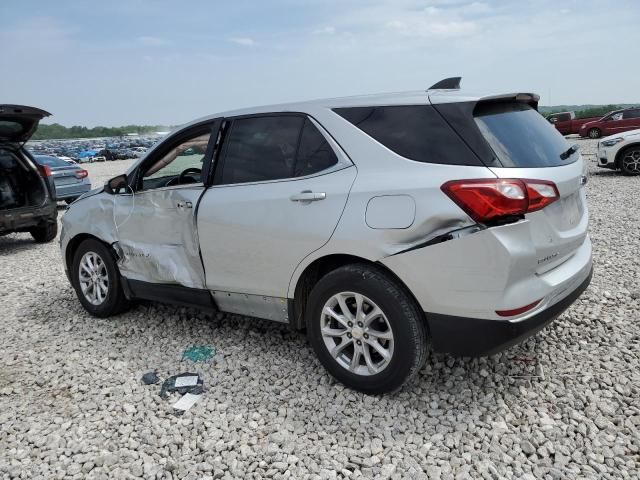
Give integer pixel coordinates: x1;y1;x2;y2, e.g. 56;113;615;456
547;111;599;135
578;107;640;138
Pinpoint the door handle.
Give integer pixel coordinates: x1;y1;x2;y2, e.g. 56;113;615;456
290;191;326;203
176;201;193;209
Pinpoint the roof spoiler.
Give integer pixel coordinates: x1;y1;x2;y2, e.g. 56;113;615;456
478;92;540;110
428;77;461;90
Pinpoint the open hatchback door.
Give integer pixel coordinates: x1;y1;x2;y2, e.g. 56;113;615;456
0;105;51;143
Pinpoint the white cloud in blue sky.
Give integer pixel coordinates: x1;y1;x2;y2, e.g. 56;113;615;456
0;0;636;126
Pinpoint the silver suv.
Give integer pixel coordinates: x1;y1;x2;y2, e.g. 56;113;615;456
61;79;592;393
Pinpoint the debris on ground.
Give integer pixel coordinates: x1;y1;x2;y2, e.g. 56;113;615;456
182;345;216;362
172;392;202;415
159;372;204;399
141;371;160;385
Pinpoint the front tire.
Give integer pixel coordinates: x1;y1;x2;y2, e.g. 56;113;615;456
71;239;131;317
306;264;428;394
620;146;640;176
588;128;601;139
30;221;58;243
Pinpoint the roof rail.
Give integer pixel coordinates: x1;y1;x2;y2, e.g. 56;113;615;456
428;77;461;90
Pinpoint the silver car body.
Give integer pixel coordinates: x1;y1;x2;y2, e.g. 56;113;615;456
61;89;591;333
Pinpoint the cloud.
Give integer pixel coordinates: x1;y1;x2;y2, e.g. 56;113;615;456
227;36;255;46
138;36;170;47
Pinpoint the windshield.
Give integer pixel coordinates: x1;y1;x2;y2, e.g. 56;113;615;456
34;155;71;167
474;102;576;167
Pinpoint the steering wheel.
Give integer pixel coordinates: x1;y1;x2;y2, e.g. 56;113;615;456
179;167;202;184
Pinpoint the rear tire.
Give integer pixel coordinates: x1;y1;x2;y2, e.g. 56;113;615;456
620;146;640;176
30;221;58;243
71;239;131;317
588;128;601;139
306;264;428;394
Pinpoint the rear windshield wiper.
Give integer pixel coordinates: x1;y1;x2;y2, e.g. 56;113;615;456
560;143;579;160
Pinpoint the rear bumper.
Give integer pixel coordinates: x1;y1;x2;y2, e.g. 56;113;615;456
55;182;92;199
426;266;592;356
0;201;57;233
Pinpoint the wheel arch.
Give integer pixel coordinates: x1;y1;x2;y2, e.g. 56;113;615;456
614;142;640;169
288;253;422;331
65;233;117;273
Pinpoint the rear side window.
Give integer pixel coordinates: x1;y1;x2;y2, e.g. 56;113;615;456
295;119;338;177
333;105;480;166
474;103;576;167
220;116;304;184
623;109;640;119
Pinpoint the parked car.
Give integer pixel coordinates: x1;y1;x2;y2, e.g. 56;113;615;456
578;107;640;138
60;81;592;393
33;155;92;203
0;105;58;242
596;129;640;175
547;111;599;135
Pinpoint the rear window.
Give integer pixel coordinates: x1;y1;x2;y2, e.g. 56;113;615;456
34;155;69;167
333;105;481;166
474;103;576;167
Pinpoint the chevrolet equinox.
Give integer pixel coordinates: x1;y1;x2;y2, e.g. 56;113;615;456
61;78;593;393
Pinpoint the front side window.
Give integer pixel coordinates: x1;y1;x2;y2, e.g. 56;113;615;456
219;116;304;185
141;131;211;190
623;109;640;119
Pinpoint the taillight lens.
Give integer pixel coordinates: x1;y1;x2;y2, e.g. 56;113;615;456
441;178;559;223
75;169;88;179
37;164;52;177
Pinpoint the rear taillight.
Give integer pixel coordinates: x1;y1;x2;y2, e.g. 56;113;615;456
441;178;559;223
75;169;88;179
37;164;52;177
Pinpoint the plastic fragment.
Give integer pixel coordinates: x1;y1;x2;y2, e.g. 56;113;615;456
182;345;216;362
141;371;160;385
159;372;204;399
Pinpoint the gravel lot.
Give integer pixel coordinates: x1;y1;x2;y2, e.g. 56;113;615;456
1;139;638;479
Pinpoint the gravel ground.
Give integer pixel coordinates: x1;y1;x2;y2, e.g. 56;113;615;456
1;139;639;479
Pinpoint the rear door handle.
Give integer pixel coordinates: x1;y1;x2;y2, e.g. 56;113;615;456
177;201;193;209
290;191;326;202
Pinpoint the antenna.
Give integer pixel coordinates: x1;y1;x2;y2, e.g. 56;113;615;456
428;77;462;90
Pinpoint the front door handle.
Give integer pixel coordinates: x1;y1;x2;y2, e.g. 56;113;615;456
290;191;326;203
177;200;193;209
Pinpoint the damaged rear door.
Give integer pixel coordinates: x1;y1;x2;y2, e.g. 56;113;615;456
113;120;220;289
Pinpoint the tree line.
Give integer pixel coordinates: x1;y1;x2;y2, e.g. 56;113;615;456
32;123;172;140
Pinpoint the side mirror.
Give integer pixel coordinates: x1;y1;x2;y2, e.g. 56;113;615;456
104;174;128;194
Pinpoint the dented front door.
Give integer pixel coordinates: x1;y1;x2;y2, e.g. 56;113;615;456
114;184;204;288
113;185;206;288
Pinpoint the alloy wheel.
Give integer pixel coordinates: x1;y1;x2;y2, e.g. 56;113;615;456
321;292;394;376
78;251;109;305
588;128;600;139
622;149;640;175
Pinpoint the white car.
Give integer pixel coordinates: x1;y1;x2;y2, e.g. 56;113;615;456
597;129;640;175
60;78;592;393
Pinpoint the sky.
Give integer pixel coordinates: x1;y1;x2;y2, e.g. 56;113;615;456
1;0;637;127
